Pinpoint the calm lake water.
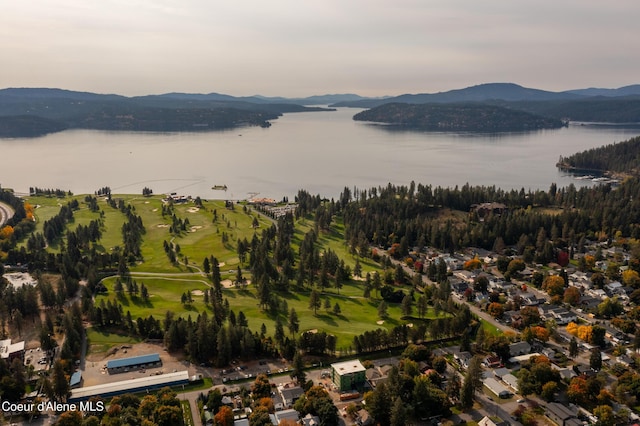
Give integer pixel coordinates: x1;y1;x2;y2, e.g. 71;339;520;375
1;108;639;200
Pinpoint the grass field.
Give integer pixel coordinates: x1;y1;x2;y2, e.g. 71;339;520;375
28;193;426;349
86;328;142;353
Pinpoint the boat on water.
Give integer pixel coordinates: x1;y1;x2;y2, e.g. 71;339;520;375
574;175;594;180
212;185;228;191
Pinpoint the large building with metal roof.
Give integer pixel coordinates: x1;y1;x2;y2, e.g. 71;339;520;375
106;353;161;374
69;370;189;402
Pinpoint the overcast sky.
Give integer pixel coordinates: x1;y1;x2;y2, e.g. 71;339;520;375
1;0;638;97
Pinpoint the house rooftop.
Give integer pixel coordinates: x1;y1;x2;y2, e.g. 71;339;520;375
331;359;366;375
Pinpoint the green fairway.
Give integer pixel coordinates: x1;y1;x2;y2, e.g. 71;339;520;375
28;193;430;349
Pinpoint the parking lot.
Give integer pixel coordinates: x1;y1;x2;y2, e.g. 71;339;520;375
24;348;51;373
82;342;194;387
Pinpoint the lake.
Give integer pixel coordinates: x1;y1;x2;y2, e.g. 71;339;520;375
1;108;639;200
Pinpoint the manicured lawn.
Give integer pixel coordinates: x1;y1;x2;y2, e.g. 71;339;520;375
480;319;503;337
28;193;440;350
96;275;210;320
86;328;142;354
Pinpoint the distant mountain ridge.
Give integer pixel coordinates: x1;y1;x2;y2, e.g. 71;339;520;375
330;83;597;108
0;88;334;137
2;82;640;107
565;85;640;97
0;88;382;106
2;83;640;137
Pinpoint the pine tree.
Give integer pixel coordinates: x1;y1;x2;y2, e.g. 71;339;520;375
309;289;321;315
401;295;413;317
288;308;299;336
291;351;306;384
332;303;341;316
377;300;388;319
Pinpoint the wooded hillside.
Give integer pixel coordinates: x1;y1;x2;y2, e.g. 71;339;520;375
353;103;564;132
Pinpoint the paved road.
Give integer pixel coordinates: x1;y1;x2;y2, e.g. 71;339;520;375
0;201;14;227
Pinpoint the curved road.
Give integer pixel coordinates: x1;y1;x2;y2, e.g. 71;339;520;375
0;201;14;228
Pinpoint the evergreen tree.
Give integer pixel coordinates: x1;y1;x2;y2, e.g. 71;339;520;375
291;351;306;384
52;360;71;402
309;290;321;315
401;294;412;317
390;396;407;426
324;298;331;311
460;355;483;409
590;348;602;371
332;303;341;316
353;260;362;278
569;337;579;358
377;300;388;319
288;308;299;336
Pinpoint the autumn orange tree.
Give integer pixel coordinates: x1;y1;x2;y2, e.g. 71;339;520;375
563;286;581;306
487;302;504;318
214;406;233;426
542;275;565;297
463;256;482;271
0;225;13;240
567;376;589;406
529;326;550;342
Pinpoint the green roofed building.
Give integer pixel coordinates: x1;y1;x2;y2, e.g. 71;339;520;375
331;359;366;392
106;353;161;374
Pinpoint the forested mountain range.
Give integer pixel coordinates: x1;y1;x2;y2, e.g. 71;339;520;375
342;83;640;128
0;88;332;137
2;82;640;137
352;102;564;132
557;135;640;176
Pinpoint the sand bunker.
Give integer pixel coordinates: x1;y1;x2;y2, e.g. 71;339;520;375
190;226;202;232
218;262;226;267
187;207;200;213
153;208;158;212
221;279;234;288
191;290;205;296
376;320;385;325
157;224;169;228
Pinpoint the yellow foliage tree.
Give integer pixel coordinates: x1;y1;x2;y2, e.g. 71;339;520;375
542;275;565;297
577;325;593;342
622;269;640;287
566;322;579;336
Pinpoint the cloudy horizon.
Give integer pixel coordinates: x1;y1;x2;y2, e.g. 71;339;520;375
1;1;638;97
